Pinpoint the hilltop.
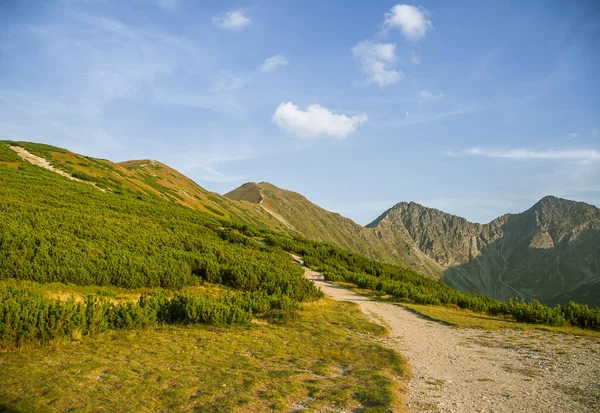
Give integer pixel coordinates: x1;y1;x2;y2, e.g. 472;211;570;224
1;141;288;231
226;181;444;278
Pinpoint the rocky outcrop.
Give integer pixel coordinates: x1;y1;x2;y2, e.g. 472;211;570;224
368;196;600;307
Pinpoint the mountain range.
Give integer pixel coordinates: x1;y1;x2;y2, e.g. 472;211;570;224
3;141;599;308
227;182;600;308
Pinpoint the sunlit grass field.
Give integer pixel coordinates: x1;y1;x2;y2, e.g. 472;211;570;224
0;296;406;413
335;282;600;339
401;303;600;339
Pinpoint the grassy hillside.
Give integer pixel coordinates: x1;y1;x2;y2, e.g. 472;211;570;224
0;140;405;411
0;141;325;346
226;182;444;278
0;296;405;412
5;141;442;279
2;141;287;231
2;139;600;411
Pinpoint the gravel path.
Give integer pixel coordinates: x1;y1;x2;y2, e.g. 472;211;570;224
293;255;600;412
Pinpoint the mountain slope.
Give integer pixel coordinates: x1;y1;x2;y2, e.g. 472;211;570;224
226;182;444;278
2;141;288;232
368;197;600;307
7;141;597;307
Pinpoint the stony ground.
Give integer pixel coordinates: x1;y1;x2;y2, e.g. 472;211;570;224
294;255;600;413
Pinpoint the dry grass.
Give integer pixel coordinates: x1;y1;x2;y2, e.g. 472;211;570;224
401;303;600;338
0;298;406;412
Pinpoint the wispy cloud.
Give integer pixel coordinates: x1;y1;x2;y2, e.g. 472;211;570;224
212;10;251;31
272;102;368;139
418;89;445;103
375;106;478;129
212;72;249;93
0;7;256;162
383;4;432;41
352;41;402;88
461;148;600;162
259;54;288;73
178;143;256;183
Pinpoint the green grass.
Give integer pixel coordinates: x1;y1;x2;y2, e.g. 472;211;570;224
0;298;406;412
401;303;600;338
0;145;21;163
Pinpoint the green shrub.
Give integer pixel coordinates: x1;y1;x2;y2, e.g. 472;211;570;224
265;233;600;331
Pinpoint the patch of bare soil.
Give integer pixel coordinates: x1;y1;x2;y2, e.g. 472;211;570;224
10;146;106;192
293;255;600;413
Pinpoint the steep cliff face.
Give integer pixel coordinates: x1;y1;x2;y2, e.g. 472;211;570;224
368;196;600;307
367;202;508;266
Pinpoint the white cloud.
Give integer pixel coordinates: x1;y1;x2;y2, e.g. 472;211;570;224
352;41;402;88
411;52;420;64
272;102;368;139
384;4;432;40
419;89;445;103
24;14;199;116
259;55;288;73
212;10;251;30
462;148;600;162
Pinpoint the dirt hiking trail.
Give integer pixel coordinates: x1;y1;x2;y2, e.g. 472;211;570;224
292;255;600;412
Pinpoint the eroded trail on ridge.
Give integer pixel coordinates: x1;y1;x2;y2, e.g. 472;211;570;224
292;255;600;413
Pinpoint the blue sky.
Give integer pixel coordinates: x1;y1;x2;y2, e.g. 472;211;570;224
1;0;599;224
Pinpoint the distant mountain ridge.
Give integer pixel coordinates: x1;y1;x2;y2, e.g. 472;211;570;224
4;141;598;307
368;196;600;307
228;181;600;308
226;182;445;278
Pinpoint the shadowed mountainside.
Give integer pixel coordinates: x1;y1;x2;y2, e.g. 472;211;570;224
368;197;600;307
